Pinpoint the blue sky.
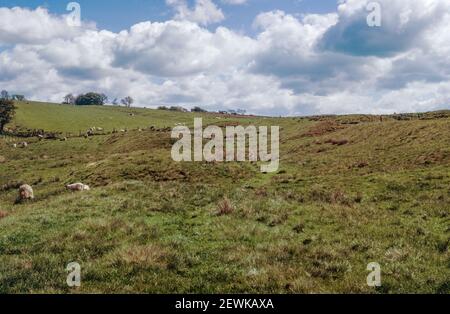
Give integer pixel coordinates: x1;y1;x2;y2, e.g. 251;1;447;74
0;0;338;33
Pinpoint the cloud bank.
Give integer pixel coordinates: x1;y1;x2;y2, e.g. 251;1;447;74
0;0;449;115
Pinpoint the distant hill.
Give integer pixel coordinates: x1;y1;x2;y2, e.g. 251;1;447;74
8;101;199;133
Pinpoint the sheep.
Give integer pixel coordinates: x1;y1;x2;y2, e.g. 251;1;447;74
66;183;90;192
17;184;34;202
20;142;28;148
60;137;67;141
12;144;17;148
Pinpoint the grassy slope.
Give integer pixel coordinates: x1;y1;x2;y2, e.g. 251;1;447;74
0;102;449;293
10;101;236;133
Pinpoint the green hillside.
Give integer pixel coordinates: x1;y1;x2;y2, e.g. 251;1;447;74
0;102;449;293
10;101;227;133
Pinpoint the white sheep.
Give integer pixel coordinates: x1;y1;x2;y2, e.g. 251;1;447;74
66;183;91;192
18;184;34;200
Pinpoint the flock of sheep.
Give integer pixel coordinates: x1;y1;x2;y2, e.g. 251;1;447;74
9;123;176;204
7;133;92;202
12;142;28;148
17;183;90;203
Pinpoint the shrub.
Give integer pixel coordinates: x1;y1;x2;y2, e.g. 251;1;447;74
216;198;234;216
0;210;8;220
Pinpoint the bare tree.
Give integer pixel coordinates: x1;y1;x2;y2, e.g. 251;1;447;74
1;90;9;100
63;94;76;105
100;93;108;105
12;95;25;101
121;96;134;108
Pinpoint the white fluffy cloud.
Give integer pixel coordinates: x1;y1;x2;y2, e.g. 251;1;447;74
0;1;450;116
112;21;256;77
0;7;86;44
166;0;225;26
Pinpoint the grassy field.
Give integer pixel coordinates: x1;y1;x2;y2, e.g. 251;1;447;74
0;101;449;293
9;101;197;133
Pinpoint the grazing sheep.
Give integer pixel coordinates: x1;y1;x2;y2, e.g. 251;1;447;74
18;184;34;201
60;137;67;141
12;144;17;148
66;183;90;192
20;142;28;148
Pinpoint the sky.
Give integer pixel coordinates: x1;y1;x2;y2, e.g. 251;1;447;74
0;0;449;115
0;0;338;32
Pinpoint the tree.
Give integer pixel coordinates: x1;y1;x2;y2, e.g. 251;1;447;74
75;92;106;106
191;106;207;113
63;94;76;105
169;106;187;112
1;90;9;100
121;96;134;108
112;98;119;106
12;95;25;101
100;93;108;105
0;98;15;133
